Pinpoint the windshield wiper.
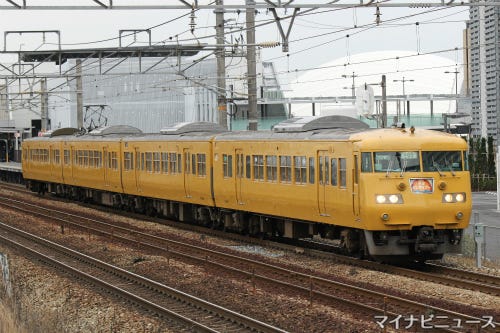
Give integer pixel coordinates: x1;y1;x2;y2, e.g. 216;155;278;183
445;159;456;176
433;162;444;177
386;159;393;177
400;159;407;177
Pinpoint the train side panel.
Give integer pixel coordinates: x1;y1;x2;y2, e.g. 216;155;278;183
122;139;214;206
212;139;359;229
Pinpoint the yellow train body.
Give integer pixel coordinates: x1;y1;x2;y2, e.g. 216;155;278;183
22;117;472;262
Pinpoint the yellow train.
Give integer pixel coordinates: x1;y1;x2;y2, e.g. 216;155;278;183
22;116;472;262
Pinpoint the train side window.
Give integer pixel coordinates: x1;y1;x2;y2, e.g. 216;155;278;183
331;158;338;186
97;151;102;168
361;152;373;172
266;155;277;182
223;154;233;178
253;155;264;181
169;153;177;173
145;152;152;172
124;152;133;171
236;154;242;178
280;156;292;183
153;152;160;173
294;156;307;184
339;158;347;188
84;150;89;167
111;152;118;170
177;154;182;173
354;155;359;184
245;156;251;179
319;156;324;184
192;154;197;175
63;150;69;165
197;154;206;176
140;153;145;171
185;152;191;174
53;150;61;164
90;151;96;168
308;157;315;184
161;152;168;174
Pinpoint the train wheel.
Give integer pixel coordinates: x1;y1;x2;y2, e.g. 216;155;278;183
340;229;361;256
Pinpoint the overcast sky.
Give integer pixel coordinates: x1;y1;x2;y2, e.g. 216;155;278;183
0;4;470;91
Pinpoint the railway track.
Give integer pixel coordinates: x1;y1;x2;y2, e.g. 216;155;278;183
0;221;286;333
0;194;498;332
2;182;499;297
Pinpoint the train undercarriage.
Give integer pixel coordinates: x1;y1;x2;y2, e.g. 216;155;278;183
27;179;463;263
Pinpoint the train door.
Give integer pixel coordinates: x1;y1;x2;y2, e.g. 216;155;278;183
317;150;330;217
235;149;244;205
352;152;360;217
183;148;192;198
103;147;110;188
70;146;76;183
134;147;141;193
49;145;57;178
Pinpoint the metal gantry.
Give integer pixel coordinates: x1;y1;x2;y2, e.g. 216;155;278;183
0;0;495;10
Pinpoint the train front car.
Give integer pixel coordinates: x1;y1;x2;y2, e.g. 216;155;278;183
353;126;472;263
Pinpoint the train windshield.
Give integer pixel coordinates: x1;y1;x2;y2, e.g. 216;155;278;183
422;151;463;172
369;151;420;172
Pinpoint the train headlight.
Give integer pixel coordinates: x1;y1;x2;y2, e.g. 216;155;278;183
456;211;464;220
389;195;399;204
375;194;403;204
380;213;390;221
442;192;466;203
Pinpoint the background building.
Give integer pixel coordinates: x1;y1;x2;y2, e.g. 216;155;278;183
469;2;500;142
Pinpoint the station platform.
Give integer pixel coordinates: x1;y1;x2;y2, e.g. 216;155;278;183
0;161;23;183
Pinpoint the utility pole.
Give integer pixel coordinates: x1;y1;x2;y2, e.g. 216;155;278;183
76;59;83;129
246;0;258;131
215;0;227;129
393;77;414;116
40;78;48;131
381;75;387;128
444;68;459;113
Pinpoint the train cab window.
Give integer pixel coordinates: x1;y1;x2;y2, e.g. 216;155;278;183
253;155;264;181
308;157;315;184
124;152;134;171
280;156;292;183
161;153;168;173
294;156;307;184
223;154;233;178
197;154;206;176
374;151;420;172
266;155;277;182
339;158;347;188
331;158;338;186
422;151;462;172
361;152;373;172
245;156;251;179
